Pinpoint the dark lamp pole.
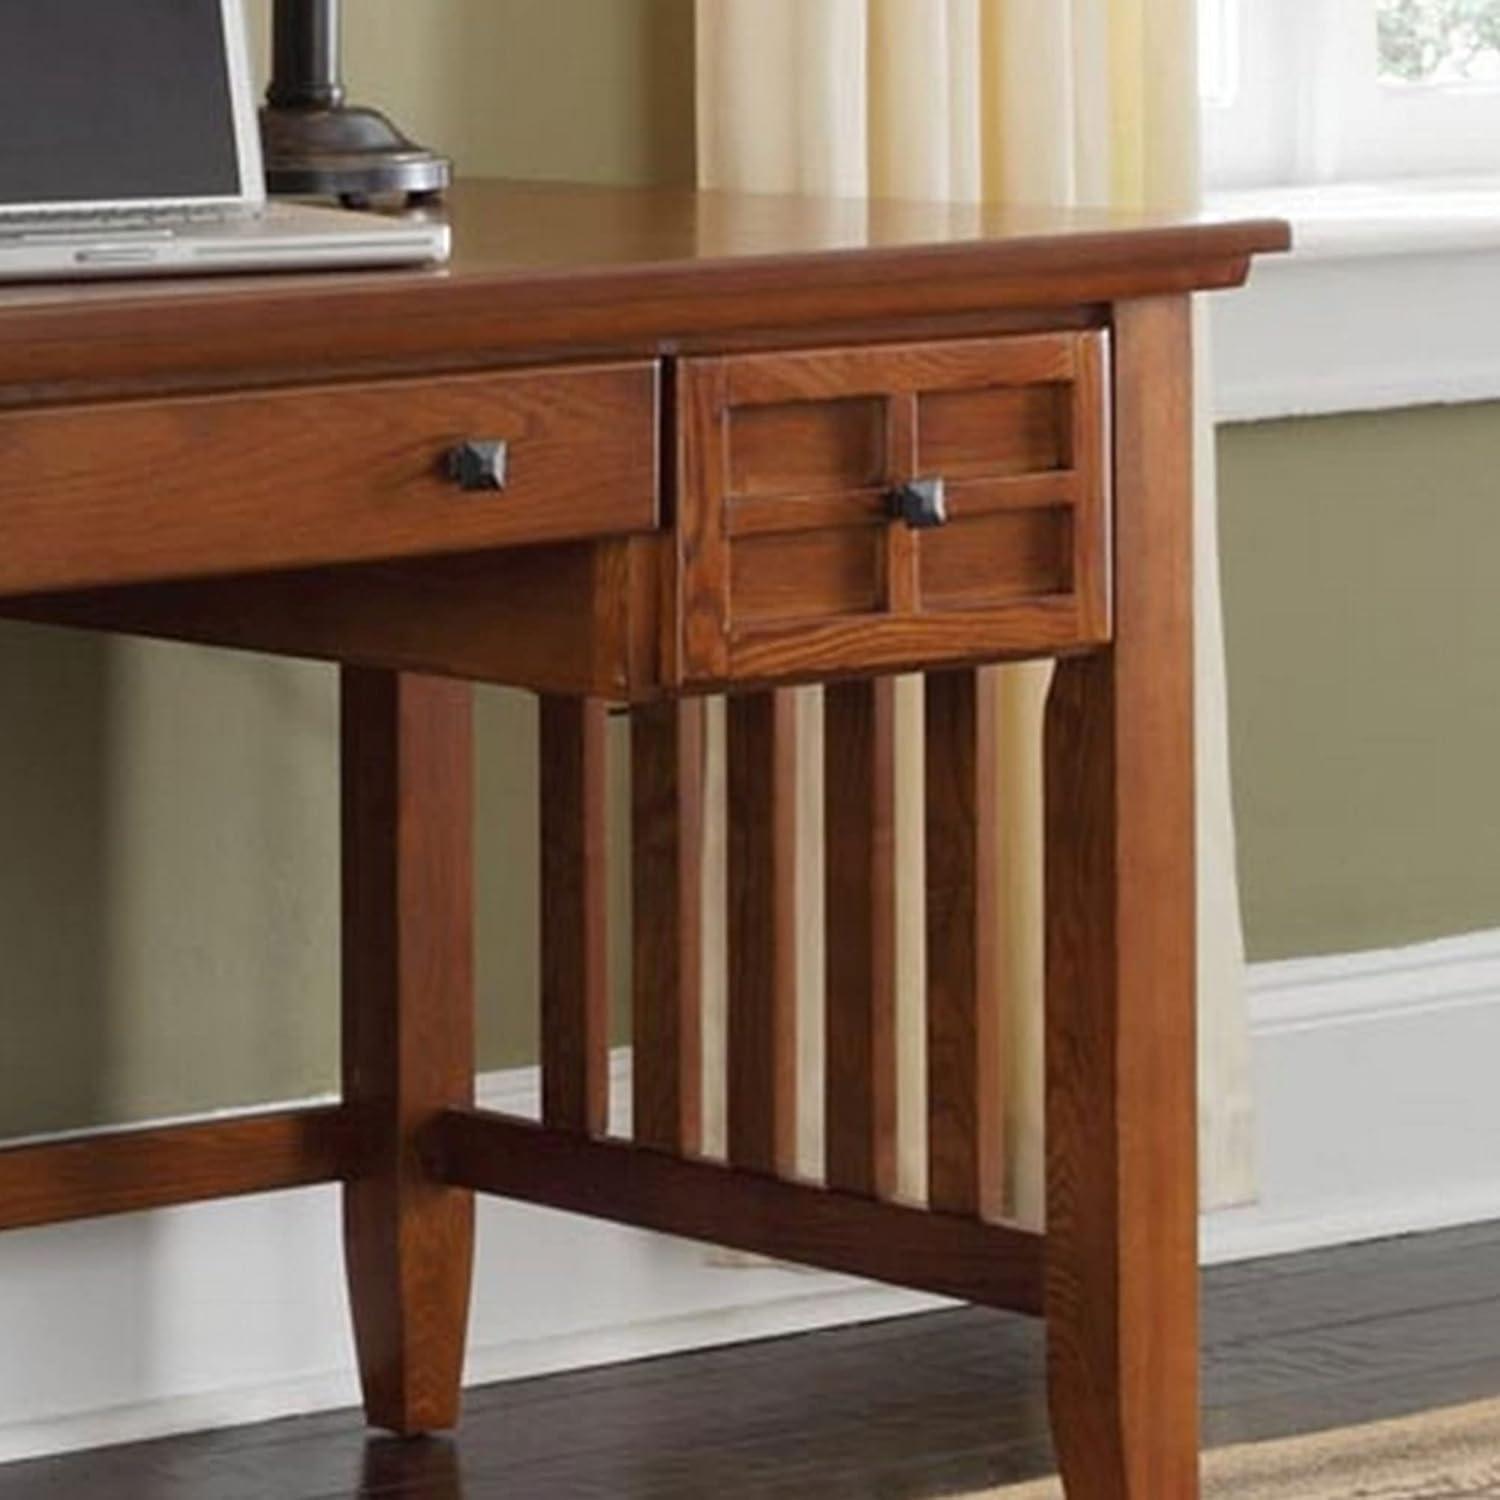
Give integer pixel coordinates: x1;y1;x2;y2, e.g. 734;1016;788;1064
259;0;451;206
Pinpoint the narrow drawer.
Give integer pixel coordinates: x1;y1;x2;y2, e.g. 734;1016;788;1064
673;334;1109;687
0;362;659;595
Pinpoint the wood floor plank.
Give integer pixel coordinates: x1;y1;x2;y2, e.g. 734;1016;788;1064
1203;1292;1500;1406
1211;1218;1500;1289
4;1223;1500;1499
1207;1240;1500;1346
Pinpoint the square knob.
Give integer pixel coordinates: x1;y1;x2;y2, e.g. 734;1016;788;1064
888;477;948;530
446;439;509;492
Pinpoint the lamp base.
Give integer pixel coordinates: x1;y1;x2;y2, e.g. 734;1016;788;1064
259;101;452;207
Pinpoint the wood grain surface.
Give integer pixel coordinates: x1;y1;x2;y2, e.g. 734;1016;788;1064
925;668;1005;1222
631;699;707;1156
725;691;800;1178
0;182;1287;397
824;676;900;1200
674;333;1111;691
0;1108;348;1232
540;697;612;1138
341;671;476;1437
676;359;733;682
0;180;1291;1481
0;363;658;594
721;334;1080;406
437;1108;1044;1315
1043;298;1200;1498
2;542;645;698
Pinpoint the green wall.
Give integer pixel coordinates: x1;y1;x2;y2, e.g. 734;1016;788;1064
245;0;695;187
1220;403;1500;961
0;0;693;1140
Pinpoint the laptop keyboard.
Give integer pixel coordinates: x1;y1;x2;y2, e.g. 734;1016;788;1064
0;205;242;239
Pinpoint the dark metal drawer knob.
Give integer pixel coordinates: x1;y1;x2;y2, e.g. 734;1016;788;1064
446;439;509;492
888;476;948;530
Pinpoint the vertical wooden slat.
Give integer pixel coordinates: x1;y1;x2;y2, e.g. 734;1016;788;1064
631;699;706;1155
341;668;475;1435
726;689;799;1176
924;666;1005;1219
824;677;899;1198
1044;296;1201;1498
540;696;611;1137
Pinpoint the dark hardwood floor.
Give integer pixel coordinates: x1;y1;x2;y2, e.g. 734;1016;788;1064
4;1221;1500;1498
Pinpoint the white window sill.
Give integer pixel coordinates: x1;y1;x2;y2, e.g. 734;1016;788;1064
1207;176;1500;422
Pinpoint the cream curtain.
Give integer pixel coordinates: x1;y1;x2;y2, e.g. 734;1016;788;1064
695;0;1257;1221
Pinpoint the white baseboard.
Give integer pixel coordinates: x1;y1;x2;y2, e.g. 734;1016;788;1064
5;928;1500;1463
1205;928;1500;1264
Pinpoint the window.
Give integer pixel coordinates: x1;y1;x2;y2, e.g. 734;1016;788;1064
1199;0;1241;108
1202;0;1500;187
1379;0;1500;83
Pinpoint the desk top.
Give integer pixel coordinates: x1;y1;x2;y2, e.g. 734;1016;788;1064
0;180;1288;397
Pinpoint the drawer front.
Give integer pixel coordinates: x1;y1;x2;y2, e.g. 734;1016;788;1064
0;362;659;594
674;334;1109;686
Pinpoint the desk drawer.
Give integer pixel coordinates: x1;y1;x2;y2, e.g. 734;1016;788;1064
0;362;659;594
673;334;1108;686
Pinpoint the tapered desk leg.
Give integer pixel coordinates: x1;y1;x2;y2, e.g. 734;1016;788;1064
1044;297;1200;1498
341;668;476;1435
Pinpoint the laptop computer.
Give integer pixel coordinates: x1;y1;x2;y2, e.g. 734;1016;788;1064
0;0;450;282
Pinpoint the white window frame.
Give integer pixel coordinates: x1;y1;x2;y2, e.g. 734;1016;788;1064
1204;0;1500;428
1203;0;1500;189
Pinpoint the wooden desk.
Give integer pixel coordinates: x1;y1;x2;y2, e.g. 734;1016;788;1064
0;182;1287;1498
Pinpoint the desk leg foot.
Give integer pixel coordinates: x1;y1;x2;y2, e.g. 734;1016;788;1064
1042;297;1200;1499
341;669;476;1436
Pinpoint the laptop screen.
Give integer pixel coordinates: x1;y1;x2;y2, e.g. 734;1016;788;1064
0;0;242;207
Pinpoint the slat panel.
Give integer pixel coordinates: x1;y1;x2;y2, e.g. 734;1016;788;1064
631;699;707;1155
540;696;612;1137
0;1108;349;1233
925;667;1005;1219
824;678;899;1198
437;1107;1044;1316
726;690;799;1176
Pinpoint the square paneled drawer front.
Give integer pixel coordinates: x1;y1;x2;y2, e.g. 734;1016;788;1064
673;333;1109;687
0;362;659;595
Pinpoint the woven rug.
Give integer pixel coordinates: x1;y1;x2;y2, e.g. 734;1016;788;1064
976;1397;1500;1498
